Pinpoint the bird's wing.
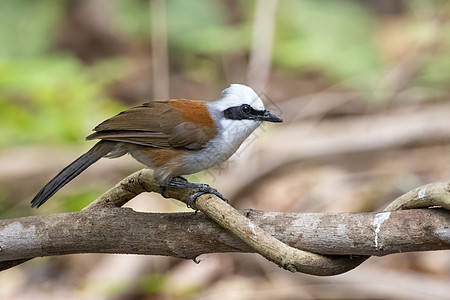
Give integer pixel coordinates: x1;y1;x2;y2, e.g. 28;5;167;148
86;100;218;150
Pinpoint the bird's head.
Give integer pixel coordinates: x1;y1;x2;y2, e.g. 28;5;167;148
210;84;282;125
207;84;282;147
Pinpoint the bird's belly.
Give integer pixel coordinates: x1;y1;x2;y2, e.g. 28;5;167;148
180;141;238;174
127;145;233;183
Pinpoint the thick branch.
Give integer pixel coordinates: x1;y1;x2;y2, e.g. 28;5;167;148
1;169;449;274
0;208;448;264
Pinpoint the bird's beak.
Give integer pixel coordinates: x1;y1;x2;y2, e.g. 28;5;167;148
259;110;283;123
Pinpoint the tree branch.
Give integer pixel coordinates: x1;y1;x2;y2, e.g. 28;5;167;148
1;169;449;275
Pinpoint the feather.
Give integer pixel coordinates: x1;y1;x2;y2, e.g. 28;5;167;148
87;100;218;150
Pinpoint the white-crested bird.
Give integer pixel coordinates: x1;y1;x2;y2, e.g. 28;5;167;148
31;84;282;208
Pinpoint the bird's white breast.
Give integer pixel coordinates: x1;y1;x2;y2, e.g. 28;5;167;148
180;84;264;174
181;118;260;174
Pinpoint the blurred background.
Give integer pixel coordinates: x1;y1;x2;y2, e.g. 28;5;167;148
1;0;450;299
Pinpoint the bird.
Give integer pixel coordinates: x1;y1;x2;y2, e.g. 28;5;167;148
31;84;283;208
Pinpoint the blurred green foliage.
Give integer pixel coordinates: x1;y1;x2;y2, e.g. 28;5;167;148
0;1;63;57
165;0;252;54
117;0;253;53
115;0;450;100
139;273;167;294
62;187;106;212
0;57;123;147
0;1;123;149
275;0;381;85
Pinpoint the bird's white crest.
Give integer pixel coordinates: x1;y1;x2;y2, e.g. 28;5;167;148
212;84;265;112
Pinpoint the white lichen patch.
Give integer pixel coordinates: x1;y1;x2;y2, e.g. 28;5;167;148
247;221;257;238
0;222;39;254
372;212;391;249
434;227;450;243
418;187;427;200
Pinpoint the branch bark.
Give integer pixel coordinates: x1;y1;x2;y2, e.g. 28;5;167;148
1;169;449;274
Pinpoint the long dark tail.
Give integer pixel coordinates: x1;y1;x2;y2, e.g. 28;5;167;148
31;141;114;208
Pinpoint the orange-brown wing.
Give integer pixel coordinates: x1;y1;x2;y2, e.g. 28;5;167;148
86;100;218;150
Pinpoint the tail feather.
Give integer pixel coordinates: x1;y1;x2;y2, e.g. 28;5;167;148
31;141;113;208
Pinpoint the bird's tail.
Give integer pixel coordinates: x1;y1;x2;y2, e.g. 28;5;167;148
31;141;113;208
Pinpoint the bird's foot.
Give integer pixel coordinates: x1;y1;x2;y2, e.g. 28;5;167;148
163;178;227;209
187;183;227;209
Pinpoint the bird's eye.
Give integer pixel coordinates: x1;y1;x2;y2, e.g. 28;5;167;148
241;104;251;114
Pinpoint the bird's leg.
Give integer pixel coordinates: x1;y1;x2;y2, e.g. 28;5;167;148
164;177;228;209
173;175;188;182
159;185;169;198
159;176;188;198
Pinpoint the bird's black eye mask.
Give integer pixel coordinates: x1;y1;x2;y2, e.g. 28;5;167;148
223;104;266;121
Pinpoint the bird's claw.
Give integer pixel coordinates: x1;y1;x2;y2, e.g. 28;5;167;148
187;184;227;209
163;178;227;210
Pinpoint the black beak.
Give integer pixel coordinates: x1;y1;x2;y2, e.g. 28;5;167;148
259;110;283;123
